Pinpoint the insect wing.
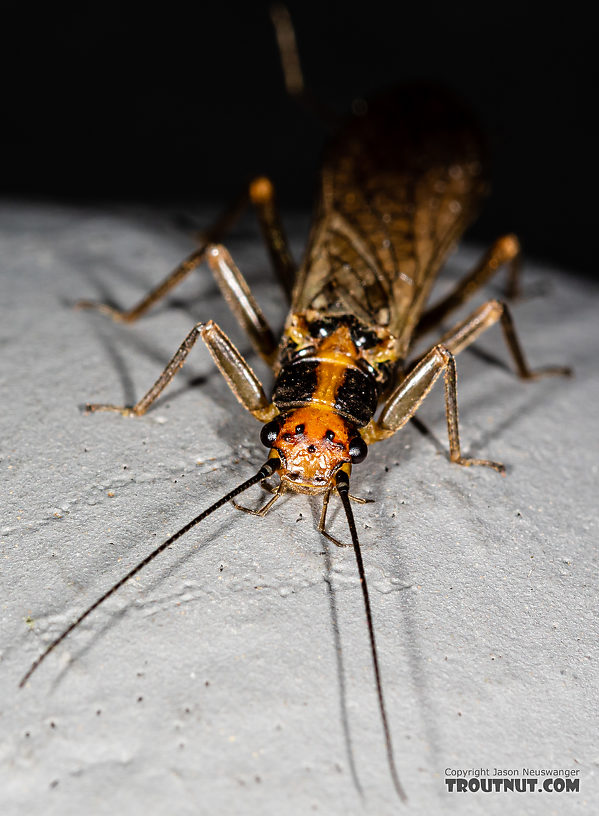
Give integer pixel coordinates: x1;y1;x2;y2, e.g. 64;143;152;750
294;86;489;359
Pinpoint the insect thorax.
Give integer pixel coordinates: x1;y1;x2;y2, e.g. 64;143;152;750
273;311;397;428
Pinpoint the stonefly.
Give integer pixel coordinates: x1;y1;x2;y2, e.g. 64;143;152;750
21;6;570;802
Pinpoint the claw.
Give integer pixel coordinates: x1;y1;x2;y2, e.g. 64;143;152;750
524;365;573;380
85;403;138;417
75;300;129;323
452;456;505;474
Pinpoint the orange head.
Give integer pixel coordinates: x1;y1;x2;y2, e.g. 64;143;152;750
260;407;367;493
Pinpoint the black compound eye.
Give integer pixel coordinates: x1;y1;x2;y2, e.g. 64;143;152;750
325;430;335;441
348;435;368;464
295;424;305;435
260;419;281;448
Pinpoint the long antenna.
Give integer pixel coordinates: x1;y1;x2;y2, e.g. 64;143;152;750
335;470;408;803
20;458;281;688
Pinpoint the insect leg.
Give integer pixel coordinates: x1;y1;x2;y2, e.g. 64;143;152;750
249;176;296;300
232;481;284;515
76;190;248;322
365;344;505;470
348;494;374;504
419;299;572;380
415;234;521;338
365;297;570;455
86;320;278;422
317;488;350;547
77;175;295;323
200;177;295;361
205;243;278;363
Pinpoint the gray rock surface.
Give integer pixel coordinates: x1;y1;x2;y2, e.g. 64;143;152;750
1;201;597;815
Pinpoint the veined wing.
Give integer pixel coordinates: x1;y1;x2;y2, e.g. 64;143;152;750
292;85;489;361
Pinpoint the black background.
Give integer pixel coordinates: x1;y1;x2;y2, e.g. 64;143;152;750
2;1;593;274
